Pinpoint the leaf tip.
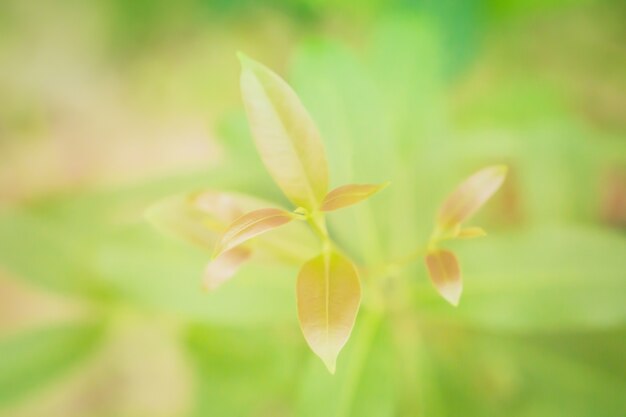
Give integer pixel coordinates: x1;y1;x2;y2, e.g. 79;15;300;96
323;356;337;374
495;164;509;176
320;182;390;212
425;249;462;307
443;284;462;307
489;164;509;187
297;252;359;376
203;248;251;291
237;52;263;75
437;164;509;230
236;51;250;65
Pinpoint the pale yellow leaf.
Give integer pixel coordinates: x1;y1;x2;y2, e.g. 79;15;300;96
320;182;389;212
296;252;361;373
425;249;462;306
203;248;252;291
437;165;507;230
145;194;224;249
146;191;274;250
180;190;317;263
192;191;243;224
239;53;329;210
213;208;294;258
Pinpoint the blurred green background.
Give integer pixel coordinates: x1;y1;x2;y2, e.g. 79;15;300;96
1;0;625;416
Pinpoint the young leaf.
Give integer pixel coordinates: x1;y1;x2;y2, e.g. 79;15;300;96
192;190;243;224
203;247;252;291
145;194;223;249
296;252;361;373
214;208;294;258
425;249;462;306
147;190;319;266
320;183;389;212
437;165;507;230
238;53;329;210
456;227;487;239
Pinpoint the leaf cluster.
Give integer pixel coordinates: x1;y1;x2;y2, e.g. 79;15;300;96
148;54;506;372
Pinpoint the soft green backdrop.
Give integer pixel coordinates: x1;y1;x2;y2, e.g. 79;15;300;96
0;0;625;416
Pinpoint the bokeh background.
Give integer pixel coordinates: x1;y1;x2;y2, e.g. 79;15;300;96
1;0;625;416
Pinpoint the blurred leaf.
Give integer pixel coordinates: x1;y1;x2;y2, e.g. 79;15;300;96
368;13;445;155
239;53;329;210
185;324;301;417
291;39;391;184
453;78;606;225
453;79;570;130
0;322;103;408
216;110;268;174
419;325;626;417
416;0;486;78
417;226;626;331
290;40;391;263
145;193;224;250
0;209;107;297
0;175;315;325
321;183;389;212
203;247;251;291
146;190;270;251
0;162;279;293
367;15;451;257
190;190;245;223
0;167;281;297
214;207;294;258
296;313;396;417
149;189;318;263
297;252;361;373
486;0;597;20
95;224;299;325
345;324;397;417
437;165;508;232
520;128;602;224
424;249;462;306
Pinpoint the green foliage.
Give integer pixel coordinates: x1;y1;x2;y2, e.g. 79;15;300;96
1;2;625;416
416;226;626;331
185;324;301;416
166;53;500;371
0;322;104;407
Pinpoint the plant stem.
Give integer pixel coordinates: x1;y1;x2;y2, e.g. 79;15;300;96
390;244;430;269
336;309;383;417
307;211;330;246
363;243;430;284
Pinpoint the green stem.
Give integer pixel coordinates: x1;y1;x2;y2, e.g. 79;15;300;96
336;309;383;417
363;243;430;283
390;244;430;269
307;211;329;241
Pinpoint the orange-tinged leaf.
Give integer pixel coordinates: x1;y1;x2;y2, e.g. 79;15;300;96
214;208;294;258
456;227;487;239
425;249;462;306
239;53;329;210
191;190;318;261
320;182;389;212
203;248;252;291
437;165;507;230
297;252;361;373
